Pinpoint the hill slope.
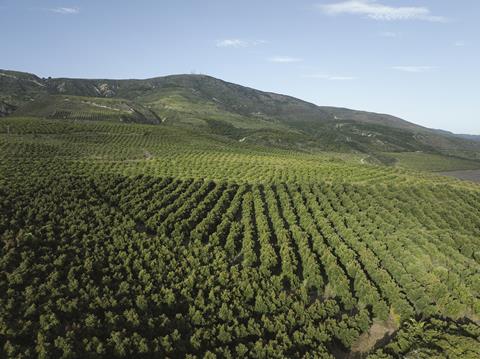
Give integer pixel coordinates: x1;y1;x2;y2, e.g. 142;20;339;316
1;69;480;164
0;69;427;130
0;116;479;358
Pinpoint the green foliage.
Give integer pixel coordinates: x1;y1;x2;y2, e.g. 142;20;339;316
389;151;480;172
0;117;479;357
368;318;480;358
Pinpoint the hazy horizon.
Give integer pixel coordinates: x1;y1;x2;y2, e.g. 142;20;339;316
1;0;479;134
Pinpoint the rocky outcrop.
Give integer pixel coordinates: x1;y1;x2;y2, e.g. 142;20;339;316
94;83;116;97
0;101;16;117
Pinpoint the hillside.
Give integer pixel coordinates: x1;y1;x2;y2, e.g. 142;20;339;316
1;116;479;358
457;134;480;142
2;69;480;166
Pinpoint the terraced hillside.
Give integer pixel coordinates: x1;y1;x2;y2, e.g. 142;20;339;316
2;69;480;165
1;117;479;358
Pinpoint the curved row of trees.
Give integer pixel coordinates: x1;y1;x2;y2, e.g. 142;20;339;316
2;171;479;358
1;112;480;359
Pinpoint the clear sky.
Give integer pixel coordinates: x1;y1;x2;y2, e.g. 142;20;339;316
1;1;479;134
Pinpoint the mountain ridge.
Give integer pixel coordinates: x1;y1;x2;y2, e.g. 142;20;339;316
0;69;430;131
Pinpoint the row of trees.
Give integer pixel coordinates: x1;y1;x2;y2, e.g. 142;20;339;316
4;116;455;186
0;173;377;357
368;318;480;358
1;163;480;357
317;183;480;318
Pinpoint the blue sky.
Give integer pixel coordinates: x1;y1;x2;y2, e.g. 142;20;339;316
1;0;479;134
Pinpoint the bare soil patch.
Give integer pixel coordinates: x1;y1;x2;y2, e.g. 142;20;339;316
350;315;398;356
